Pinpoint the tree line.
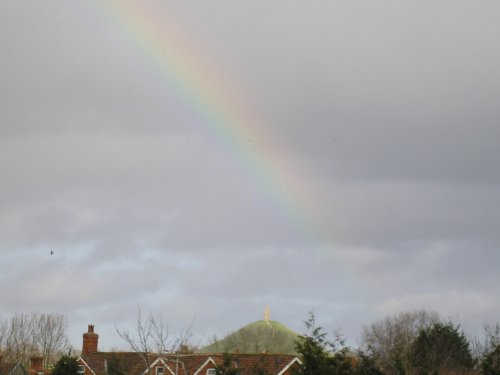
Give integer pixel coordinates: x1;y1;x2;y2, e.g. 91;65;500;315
0;312;69;369
113;308;500;375
295;310;500;375
2;309;500;375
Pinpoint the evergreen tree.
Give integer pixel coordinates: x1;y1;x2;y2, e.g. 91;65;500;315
481;345;500;375
52;356;78;375
354;351;383;375
294;312;353;375
411;322;473;375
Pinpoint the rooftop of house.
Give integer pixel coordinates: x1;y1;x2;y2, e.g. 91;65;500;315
0;362;27;375
77;324;300;375
79;351;300;375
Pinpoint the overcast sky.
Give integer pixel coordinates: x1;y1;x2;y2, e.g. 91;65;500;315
1;0;500;351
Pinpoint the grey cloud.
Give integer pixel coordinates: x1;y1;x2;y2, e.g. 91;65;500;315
1;0;500;351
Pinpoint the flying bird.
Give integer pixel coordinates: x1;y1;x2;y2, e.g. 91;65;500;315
50;250;53;255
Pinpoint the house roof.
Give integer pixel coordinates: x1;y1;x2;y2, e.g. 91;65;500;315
79;352;146;375
0;363;26;375
0;364;17;375
79;352;300;375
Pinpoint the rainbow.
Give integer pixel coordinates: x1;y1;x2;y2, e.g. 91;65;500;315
92;1;324;243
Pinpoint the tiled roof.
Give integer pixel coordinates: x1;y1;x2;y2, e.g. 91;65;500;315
79;353;300;375
80;352;146;375
0;363;26;375
0;364;17;375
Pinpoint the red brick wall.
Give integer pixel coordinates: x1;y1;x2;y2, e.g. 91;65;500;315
82;325;99;355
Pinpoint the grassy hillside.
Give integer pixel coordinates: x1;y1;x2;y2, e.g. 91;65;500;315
199;320;299;355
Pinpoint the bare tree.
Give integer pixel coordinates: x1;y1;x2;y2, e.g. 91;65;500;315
116;307;170;375
171;318;195;375
471;324;500;362
150;313;170;355
116;307;194;375
4;312;37;366
0;317;8;351
484;324;500;352
469;334;485;364
361;310;440;375
0;312;69;368
36;313;69;368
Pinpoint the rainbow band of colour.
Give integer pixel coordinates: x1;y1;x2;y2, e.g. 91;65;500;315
92;1;323;243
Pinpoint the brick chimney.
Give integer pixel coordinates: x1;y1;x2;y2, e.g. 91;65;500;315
179;345;191;354
30;353;44;372
82;324;99;355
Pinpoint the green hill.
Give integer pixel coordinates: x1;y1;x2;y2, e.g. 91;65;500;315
199;320;299;355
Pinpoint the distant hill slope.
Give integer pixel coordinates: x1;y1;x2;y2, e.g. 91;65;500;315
199;320;299;355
